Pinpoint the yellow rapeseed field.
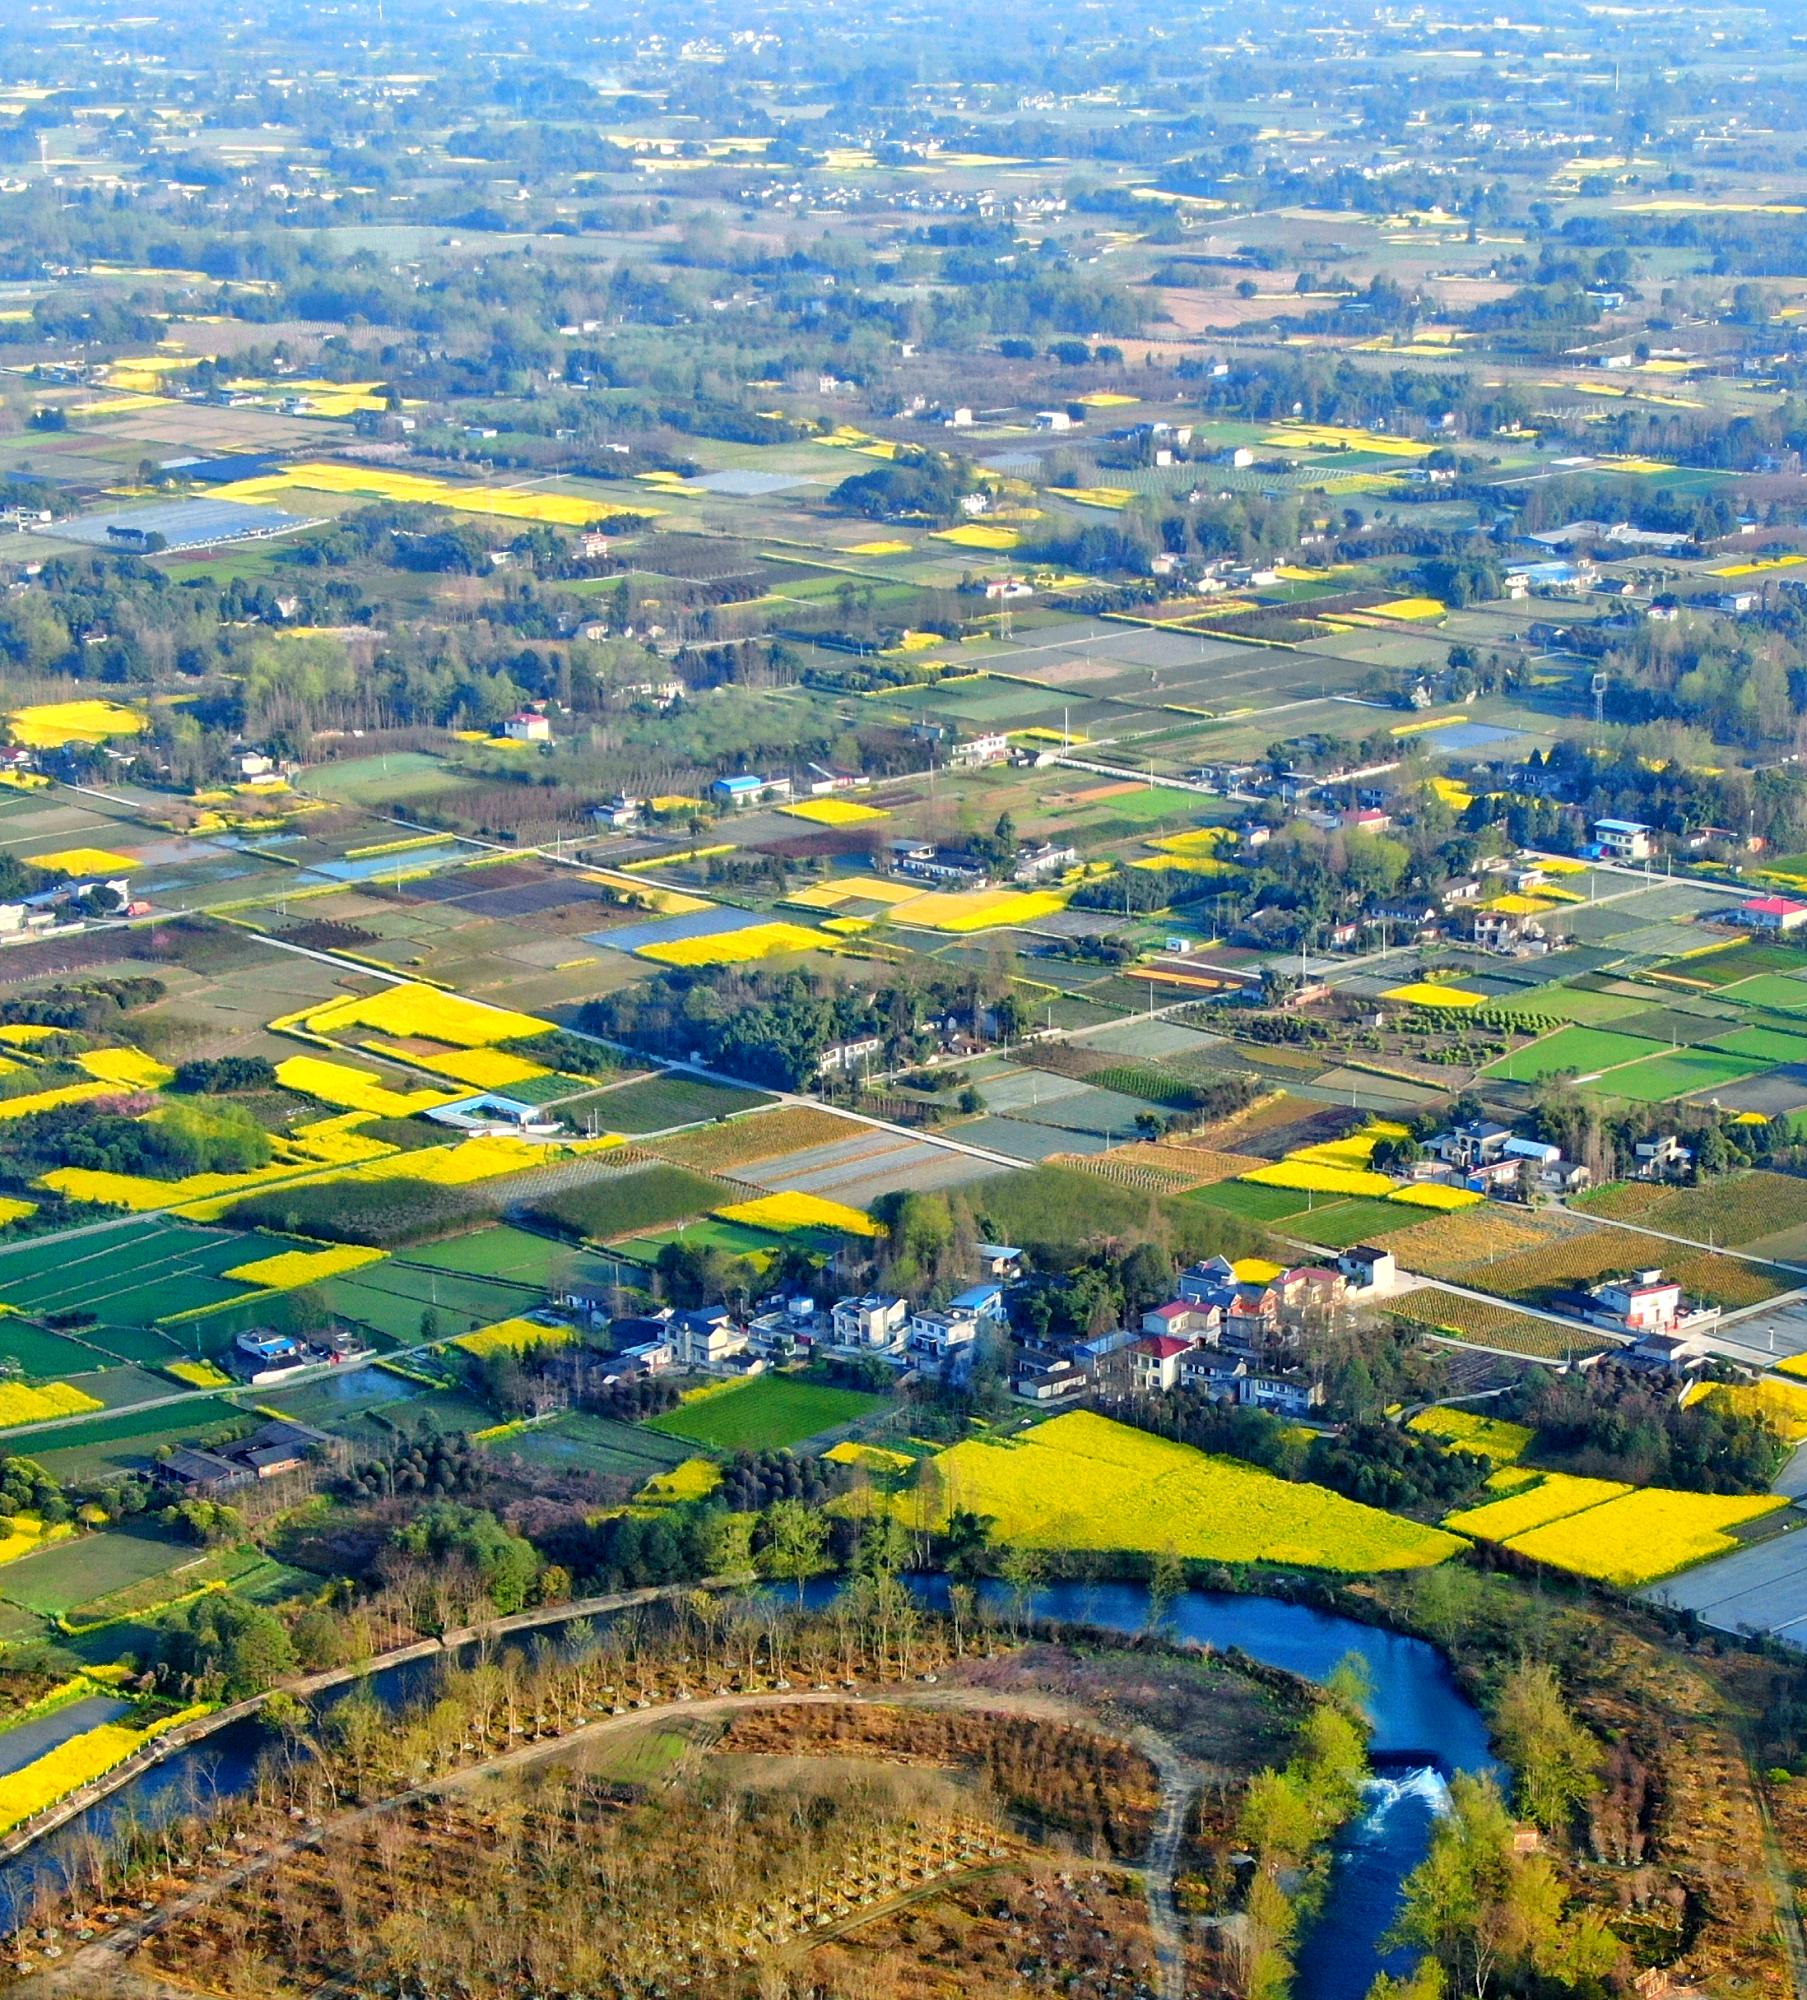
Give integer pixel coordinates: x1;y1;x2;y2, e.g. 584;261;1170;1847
280;982;552;1048
224;1245;385;1289
41;1161;313;1212
0;1381;103;1429
27;847;138;876
1407;1409;1534;1462
7;700;145;749
1263;424;1433;457
1683;1376;1807;1443
401;1047;552;1091
1382;981;1485;1008
635;1457;723;1504
1370;596;1447;621
1387;1183;1485;1211
919;1411;1459;1572
0;1704;212;1835
274;1055;461;1118
636;922;833;966
0;1199;34;1228
778;798;889;826
0;1082;117;1122
208;462;635;529
786;876;928;910
1285;1121;1408;1170
716;1191;881;1237
1444;1470;1631;1540
930;524;1022;551
1505;1488;1785;1586
164;1361;233;1389
824;1440;915;1473
889;888;1069;932
75;1048;174;1091
455;1317;576;1356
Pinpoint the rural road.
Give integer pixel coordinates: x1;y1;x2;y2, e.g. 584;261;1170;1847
16;1678;1197;2000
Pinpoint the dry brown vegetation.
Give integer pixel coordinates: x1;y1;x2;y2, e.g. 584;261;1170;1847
1375;1568;1794;1999
718;1700;1160;1859
651;1104;858;1169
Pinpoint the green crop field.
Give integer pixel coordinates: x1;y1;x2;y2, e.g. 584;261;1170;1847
1668;942;1807;988
581;1074;773;1134
1284;1198;1418;1248
0;1528;198;1617
0;1325;118;1379
612;1217;790;1265
1587;1048;1760;1102
0;1218;293;1339
1707;1025;1807;1067
320;1262;537;1343
647;1375;888;1452
398;1225;608;1288
1487;985;1648;1026
20;1398;246;1481
1181;1181;1313;1222
1722;973;1807;1014
530;1165;732;1243
1482;1026;1666;1083
485;1412;695;1478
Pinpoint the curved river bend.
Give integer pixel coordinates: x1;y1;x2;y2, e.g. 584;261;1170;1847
0;1581;1494;1997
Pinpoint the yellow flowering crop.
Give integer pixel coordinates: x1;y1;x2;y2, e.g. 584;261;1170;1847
1683;1376;1807;1443
274;1055;461;1118
0;1704;212;1835
1505;1488;1785;1586
930;524;1022;551
1382;981;1485;1008
359;1134;610;1185
1387;1184;1484;1211
1444;1471;1631;1541
0;1026;62;1047
455;1317;576;1356
209;461;631;529
27;848;138;876
913;1411;1459;1572
40;1160;310;1211
716;1190;881;1237
164;1360;233;1389
7;700;145;749
1285;1121;1409;1170
889;888;1069;933
286;1114;398;1166
224;1245;385;1289
405;1047;552;1090
786;876;926;909
635;1457;723;1503
278;981;552;1048
823;1440;915;1473
0;1082;116;1122
1232;1258;1285;1284
76;1048;173;1091
1370;596;1447;621
1407;1408;1533;1462
778;798;889;826
0;1381;103;1429
0;1198;34;1227
637;922;832;967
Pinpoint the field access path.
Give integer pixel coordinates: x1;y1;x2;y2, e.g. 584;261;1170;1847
16;1675;1201;2000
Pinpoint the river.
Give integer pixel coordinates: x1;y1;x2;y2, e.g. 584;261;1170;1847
0;1581;1494;1996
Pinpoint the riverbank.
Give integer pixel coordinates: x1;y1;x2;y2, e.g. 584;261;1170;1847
0;1572;754;1865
